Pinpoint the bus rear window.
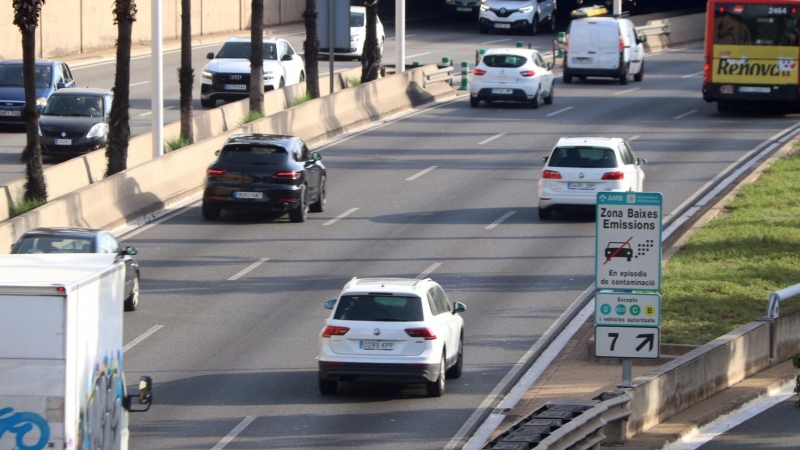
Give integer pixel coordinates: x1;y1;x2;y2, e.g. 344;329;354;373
714;3;799;46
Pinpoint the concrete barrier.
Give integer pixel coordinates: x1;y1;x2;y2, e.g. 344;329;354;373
769;303;800;363
641;13;706;53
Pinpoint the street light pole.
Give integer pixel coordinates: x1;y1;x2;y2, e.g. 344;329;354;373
152;0;164;157
395;0;405;73
613;0;622;16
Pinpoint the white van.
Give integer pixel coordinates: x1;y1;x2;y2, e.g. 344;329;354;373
563;17;645;85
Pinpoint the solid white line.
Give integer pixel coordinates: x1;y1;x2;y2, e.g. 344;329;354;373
130;81;149;87
613;87;640;96
323;207;359;226
546;106;573;117
165;106;175;110
479;133;506;145
406;166;437;181
405;52;431;59
416;263;442;279
629;135;640;141
480;38;511;45
486;211;516;230
674;109;698;120
211;416;256;450
123;325;164;353
681;71;704;78
386;34;416;40
227;258;269;281
138;111;152;116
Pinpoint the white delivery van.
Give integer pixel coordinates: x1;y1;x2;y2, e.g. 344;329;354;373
0;254;151;450
563;16;646;85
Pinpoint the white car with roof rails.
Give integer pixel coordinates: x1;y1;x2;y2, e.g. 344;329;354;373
537;137;647;220
479;0;558;35
563;16;646;85
470;47;555;108
317;277;466;397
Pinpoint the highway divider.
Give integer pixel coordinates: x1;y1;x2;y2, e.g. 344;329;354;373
0;66;454;252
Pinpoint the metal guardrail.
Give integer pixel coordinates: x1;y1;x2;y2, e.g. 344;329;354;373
765;283;800;319
423;66;454;88
635;21;671;37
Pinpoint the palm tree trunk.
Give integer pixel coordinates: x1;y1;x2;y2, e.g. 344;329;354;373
179;0;193;143
13;0;48;202
249;0;264;114
106;0;137;177
303;0;321;99
361;0;381;84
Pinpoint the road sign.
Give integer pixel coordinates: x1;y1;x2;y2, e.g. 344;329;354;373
595;291;661;327
595;326;660;359
595;192;662;291
317;0;351;50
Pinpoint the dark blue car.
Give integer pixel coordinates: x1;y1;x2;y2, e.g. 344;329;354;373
0;60;76;127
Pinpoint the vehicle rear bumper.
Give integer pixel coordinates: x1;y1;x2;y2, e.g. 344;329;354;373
472;87;536;102
318;361;439;383
203;186;302;212
702;82;799;104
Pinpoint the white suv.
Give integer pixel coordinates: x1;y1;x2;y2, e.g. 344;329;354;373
537;137;647;220
479;0;557;35
317;277;466;397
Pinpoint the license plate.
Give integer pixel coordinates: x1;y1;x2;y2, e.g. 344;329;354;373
739;86;770;94
360;341;394;351
492;88;513;94
225;84;247;90
457;7;472;11
574;57;593;64
494;23;511;29
0;110;21;117
568;182;595;190
234;191;263;199
55;139;72;146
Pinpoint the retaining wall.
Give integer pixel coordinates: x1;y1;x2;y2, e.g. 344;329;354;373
640;13;706;53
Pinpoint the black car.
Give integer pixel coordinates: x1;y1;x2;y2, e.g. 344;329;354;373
605;242;633;262
10;227;141;311
202;134;327;222
38;88;113;157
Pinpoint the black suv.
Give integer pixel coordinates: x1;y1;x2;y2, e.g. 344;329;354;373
202;134;327;222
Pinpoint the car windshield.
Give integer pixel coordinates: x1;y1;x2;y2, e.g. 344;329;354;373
334;295;424;321
548;146;618;168
13;236;94;254
216;42;279;60
483;55;527;68
0;65;52;88
350;12;365;27
43;95;104;117
218;144;288;165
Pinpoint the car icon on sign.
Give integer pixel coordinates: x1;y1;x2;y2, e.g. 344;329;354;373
605;242;633;262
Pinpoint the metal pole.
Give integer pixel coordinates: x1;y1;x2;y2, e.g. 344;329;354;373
151;0;164;157
613;0;622;16
619;358;633;388
396;0;405;73
329;0;334;93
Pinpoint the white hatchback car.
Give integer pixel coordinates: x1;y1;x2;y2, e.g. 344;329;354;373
471;48;555;108
479;0;558;35
320;6;385;61
317;277;466;397
537;137;647;219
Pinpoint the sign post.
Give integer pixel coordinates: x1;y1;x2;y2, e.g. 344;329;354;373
317;0;350;93
594;192;663;388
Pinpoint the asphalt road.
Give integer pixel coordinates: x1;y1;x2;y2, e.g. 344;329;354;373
698;397;800;449
111;37;799;450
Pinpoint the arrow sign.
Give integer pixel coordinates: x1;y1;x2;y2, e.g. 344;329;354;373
595;326;660;359
636;333;655;352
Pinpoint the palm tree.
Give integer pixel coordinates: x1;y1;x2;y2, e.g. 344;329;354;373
12;0;48;202
361;0;381;84
178;0;193;144
303;0;321;99
106;0;137;177
249;0;265;114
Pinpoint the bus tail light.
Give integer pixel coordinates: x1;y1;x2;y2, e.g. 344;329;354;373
703;56;712;83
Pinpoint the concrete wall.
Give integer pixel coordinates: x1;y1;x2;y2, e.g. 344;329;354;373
772;304;800;362
641;13;706;53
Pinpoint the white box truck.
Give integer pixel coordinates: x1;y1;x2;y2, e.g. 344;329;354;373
0;254;152;450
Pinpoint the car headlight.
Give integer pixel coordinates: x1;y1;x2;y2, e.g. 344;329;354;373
480;4;490;11
519;6;534;13
351;35;362;42
263;71;274;81
86;122;108;139
446;0;454;3
202;70;214;79
36;97;47;107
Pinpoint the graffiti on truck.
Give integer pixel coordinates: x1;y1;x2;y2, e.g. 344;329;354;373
0;407;50;450
77;351;124;450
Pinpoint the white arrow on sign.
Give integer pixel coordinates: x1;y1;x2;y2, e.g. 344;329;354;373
595;326;660;359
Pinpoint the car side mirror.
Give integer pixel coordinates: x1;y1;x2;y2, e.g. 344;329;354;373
637;35;647;44
546;63;554;70
124;375;153;412
215;150;221;156
636;157;647;166
452;302;466;314
541;156;549;163
324;299;337;309
57;82;66;89
124;246;137;256
311;152;322;161
206;52;214;60
281;54;293;61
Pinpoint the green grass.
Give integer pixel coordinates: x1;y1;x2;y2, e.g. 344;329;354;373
344;75;362;87
239;110;264;126
9;197;47;218
661;151;800;344
164;136;191;152
289;91;312;107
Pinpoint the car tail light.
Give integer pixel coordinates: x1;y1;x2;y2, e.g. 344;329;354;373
405;328;437;340
619;36;625;51
473;68;486;76
274;171;301;179
542;169;562;179
322;326;350;337
602;171;625;180
207;168;225;175
719;6;725;12
279;198;300;203
520;70;536;77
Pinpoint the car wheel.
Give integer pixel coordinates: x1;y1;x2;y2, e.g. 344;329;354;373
289;186;308;223
200;98;215;108
470;97;480;107
549;11;557;33
563;73;572;84
300;71;306;82
310;176;326;213
124;275;140;312
530;15;539;36
479;23;490;34
202;201;221;220
544;83;554;105
538;207;552;220
634;61;644;82
426;353;446;397
319;377;337;395
620;67;629;85
530;89;540;109
717;102;732;113
279;77;285;89
446;337;463;379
